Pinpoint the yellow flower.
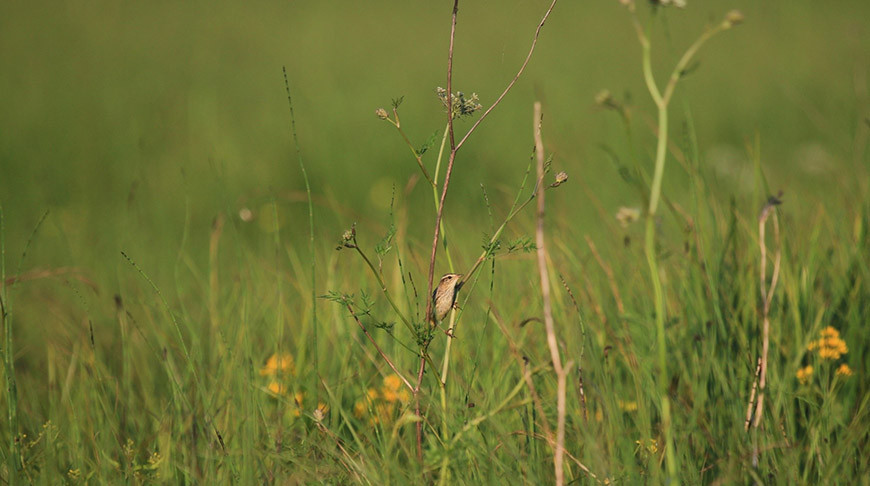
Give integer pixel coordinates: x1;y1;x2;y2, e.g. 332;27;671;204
290;393;305;417
382;388;399;403
618;400;638;412
835;364;853;377
354;376;414;426
635;438;659;455
808;327;848;360
260;353;295;376
267;381;286;395
353;400;368;418
383;374;402;392
796;365;813;385
820;326;839;338
381;374;407;402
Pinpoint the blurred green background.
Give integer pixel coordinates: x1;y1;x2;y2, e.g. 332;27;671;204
1;1;868;481
0;0;867;326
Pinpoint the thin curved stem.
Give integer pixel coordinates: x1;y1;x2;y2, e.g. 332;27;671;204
346;303;414;392
352;245;414;335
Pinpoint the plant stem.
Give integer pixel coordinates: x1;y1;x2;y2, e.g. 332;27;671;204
534;101;570;486
391;118;436;188
352;245;414;335
345;303;414;392
632;12;735;479
283;68;318;389
418;0;559;465
1;206;21;483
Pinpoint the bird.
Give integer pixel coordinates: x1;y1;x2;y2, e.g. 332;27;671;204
432;273;463;323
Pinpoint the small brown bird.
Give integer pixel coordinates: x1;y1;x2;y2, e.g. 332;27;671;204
432;273;463;323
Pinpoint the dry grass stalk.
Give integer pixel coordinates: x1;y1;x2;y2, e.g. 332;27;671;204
534;101;572;486
743;357;762;431
745;194;782;465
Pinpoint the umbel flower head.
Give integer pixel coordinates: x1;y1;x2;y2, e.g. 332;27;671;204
436;87;483;118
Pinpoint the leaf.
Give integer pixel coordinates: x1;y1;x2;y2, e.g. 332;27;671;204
320;290;352;305
417;130;441;155
507;236;536;253
375;223;397;256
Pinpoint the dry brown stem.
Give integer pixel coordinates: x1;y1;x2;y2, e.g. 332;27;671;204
415;0;559;463
534;101;571;486
745;195;782;466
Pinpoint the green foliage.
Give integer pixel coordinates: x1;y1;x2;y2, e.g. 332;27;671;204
0;1;868;484
417;130;441;156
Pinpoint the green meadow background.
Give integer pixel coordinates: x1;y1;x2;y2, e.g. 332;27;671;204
1;0;868;483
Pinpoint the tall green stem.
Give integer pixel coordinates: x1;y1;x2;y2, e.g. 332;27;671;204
283;69;318;387
1;206;20;484
633;11;738;480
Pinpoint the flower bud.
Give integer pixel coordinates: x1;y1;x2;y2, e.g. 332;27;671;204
551;171;569;187
723;10;744;28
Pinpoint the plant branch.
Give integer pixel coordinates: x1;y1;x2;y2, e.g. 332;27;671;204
349;242;415;335
748;195;782;466
417;0;560;465
455;0;559;152
630;9;742;479
389;116;437;188
534;101;570;486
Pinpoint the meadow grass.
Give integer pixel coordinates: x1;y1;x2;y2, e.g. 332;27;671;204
1;0;869;484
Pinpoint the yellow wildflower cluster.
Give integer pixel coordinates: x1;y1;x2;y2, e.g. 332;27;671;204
260;353;296;376
796;365;813;385
260;353;327;417
806;326;849;360
354;374;411;426
835;363;853;377
261;353;296;396
798;327;854;384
